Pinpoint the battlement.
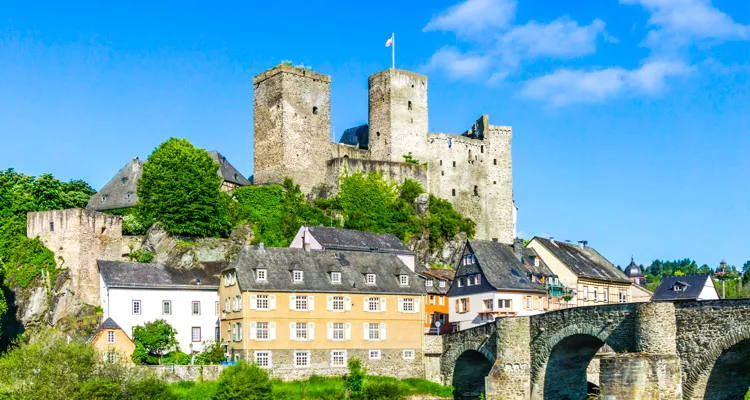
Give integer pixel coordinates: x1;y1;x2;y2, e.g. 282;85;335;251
27;208;123;240
368;68;427;86
253;64;331;85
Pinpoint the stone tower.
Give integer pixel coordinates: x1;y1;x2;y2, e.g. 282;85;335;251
253;64;331;192
368;69;429;163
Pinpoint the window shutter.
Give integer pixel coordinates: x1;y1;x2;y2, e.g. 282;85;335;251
414;298;420;313
398;298;404;313
327;322;333;340
270;295;276;310
363;323;368;340
290;295;296;310
239;323;243;340
250;295;257;310
380;298;386;312
455;299;459;313
290;322;296;340
467;298;471;312
269;322;276;340
327;296;333;311
345;323;351;340
380;323;386;341
345;297;351;311
250;322;257;340
363;297;369;312
309;322;314;340
308;296;315;311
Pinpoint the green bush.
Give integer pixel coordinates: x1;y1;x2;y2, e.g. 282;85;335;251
126;377;177;400
212;361;272;400
345;358;366;400
131;320;178;365
194;340;226;365
364;380;404;400
75;377;123;400
163;350;190;365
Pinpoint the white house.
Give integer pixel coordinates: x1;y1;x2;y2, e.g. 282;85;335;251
651;274;720;302
98;260;223;354
290;225;416;271
448;239;558;331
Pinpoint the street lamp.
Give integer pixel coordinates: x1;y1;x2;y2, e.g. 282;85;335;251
189;343;194;365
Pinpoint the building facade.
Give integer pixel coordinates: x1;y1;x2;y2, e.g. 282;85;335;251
651;274;720;302
98;260;222;353
90;318;136;365
448;239;557;331
253;64;516;244
219;246;425;380
527;237;633;306
418;268;454;335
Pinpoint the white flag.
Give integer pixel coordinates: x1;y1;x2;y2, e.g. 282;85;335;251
385;35;393;47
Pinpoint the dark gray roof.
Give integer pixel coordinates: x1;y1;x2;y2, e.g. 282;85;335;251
523;247;554;277
227;246;423;295
100;317;122;330
208;151;252;186
98;260;224;289
419;269;455;295
87;158;143;211
306;226;413;255
625;258;644;277
651;274;715;301
532;238;631;284
339;124;369;149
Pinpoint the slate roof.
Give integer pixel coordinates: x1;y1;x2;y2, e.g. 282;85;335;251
208;151;252;186
339;124;369;149
420;268;455;295
87;158;143;211
306;226;414;255
226;246;423;295
100;317;122;331
532;238;631;284
651;274;716;301
625;258;644;277
522;247;554;277
98;260;224;290
462;239;548;293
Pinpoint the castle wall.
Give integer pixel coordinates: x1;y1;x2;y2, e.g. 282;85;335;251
330;143;371;160
253;65;332;193
325;157;428;190
27;209;124;305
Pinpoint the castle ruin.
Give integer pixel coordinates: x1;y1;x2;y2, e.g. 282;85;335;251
253;65;516;243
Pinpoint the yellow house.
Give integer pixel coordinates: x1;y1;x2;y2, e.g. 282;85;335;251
90;318;135;365
527;237;633;306
219;245;425;379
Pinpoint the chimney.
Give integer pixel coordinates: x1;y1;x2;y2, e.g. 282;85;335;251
513;238;524;262
550;237;555;243
303;226;311;252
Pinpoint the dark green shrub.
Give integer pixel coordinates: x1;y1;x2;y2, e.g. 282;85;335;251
345;358;366;400
76;377;123;399
126;377;177;400
364;380;404;400
212;361;272;400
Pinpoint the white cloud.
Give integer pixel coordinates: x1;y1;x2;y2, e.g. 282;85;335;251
520;60;692;106
424;47;491;79
621;0;750;48
423;0;517;37
498;17;609;63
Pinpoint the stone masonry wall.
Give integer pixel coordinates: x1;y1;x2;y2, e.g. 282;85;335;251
599;353;682;400
325;157;428;191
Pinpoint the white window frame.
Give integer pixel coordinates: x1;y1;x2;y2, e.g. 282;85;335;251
256;322;269;340
295;296;308;311
367;297;380;312
132;300;141;315
192;327;201;342
369;350;381;360
367;323;381;341
162;300;171;315
399;275;409;286
332;296;345;311
294;322;309;341
366;274;376;285
331;272;341;284
331;350;347;367
256;295;269;310
254;351;272;368
106;351;116;363
192;301;201;315
294;350;310;368
403;350;415;360
439;280;446;288
256;269;267;281
293;270;304;283
331;322;345;341
402;298;415;313
107;331;115;344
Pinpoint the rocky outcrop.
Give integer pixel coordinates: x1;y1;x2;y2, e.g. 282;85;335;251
408;231;466;271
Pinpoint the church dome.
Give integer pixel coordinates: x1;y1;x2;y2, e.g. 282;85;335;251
625;257;643;277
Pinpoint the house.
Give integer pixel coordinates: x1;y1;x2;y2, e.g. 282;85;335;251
651;275;720;302
290;225;416;271
219;245;425;379
98;260;223;354
527;238;633;306
448;239;557;331
87;151;250;212
631;284;653;302
625;257;647;287
89;318;135;365
419;268;455;334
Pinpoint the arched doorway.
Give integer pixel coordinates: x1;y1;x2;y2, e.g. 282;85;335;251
452;350;493;400
703;338;750;400
543;334;604;400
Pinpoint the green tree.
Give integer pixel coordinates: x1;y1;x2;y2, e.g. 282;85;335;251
131;320;179;365
75;377;123;400
212;362;272;400
136;138;231;238
125;377;177;400
345;358;366;400
194;340;226;365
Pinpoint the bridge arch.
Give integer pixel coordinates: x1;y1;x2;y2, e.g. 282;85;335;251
684;325;750;399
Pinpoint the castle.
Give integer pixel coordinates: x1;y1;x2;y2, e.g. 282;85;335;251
253;65;517;244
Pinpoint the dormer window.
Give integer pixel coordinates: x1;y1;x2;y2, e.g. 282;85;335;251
366;274;376;285
439;280;446;288
533;256;540;267
293;270;304;283
256;269;267;281
672;282;687;292
399;275;409;286
462;254;475;266
331;272;341;284
426;279;433;287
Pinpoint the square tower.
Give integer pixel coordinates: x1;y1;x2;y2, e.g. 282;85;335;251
368;69;428;163
253;65;331;192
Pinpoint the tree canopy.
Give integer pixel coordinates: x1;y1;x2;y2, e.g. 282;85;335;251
137;138;231;238
131;319;179;365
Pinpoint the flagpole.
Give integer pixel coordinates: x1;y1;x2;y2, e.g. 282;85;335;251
392;32;395;69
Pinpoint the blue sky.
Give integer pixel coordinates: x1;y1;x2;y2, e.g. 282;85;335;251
1;0;749;269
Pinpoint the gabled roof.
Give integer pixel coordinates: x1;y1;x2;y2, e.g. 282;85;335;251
305;226;413;255
419;268;455;295
522;247;554;277
87;158;143;211
98;260;224;290
651;274;716;301
531;237;631;284
339;124;369;149
227;246;423;295
456;240;548;293
100;317;122;331
208;151;252;186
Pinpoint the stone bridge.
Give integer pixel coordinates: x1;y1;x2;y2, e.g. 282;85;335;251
425;300;750;400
